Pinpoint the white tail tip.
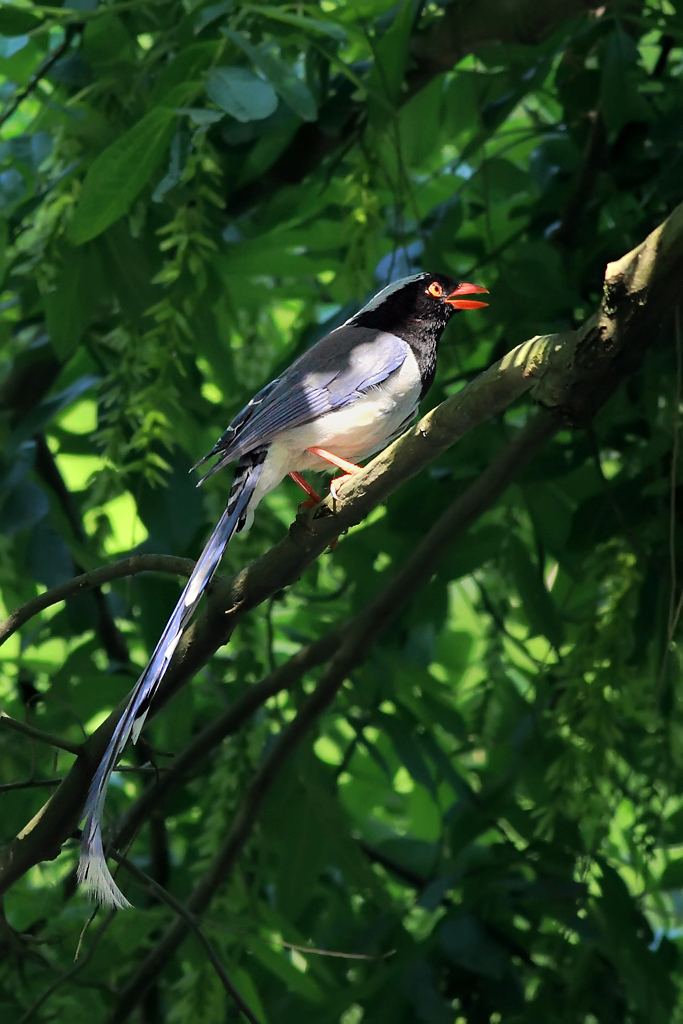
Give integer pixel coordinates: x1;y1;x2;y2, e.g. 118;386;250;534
78;825;132;910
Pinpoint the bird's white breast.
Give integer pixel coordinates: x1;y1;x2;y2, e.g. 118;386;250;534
243;348;422;523
283;347;422;467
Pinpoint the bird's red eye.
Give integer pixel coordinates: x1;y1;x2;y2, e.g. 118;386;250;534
427;281;443;298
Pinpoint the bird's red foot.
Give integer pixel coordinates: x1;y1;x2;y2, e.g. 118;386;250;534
306;447;362;502
289;471;322;509
297;451;363;550
330;473;355;501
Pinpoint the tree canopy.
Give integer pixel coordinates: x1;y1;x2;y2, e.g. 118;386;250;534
1;1;683;1022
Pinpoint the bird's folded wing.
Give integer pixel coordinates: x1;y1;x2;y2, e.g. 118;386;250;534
200;328;409;467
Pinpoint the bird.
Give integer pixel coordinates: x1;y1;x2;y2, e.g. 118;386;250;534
77;271;488;907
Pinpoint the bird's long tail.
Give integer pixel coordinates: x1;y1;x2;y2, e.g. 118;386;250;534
77;450;267;908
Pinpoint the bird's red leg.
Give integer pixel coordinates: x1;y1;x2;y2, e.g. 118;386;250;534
290;468;339;550
306;446;363;500
289;471;322;509
306;447;362;475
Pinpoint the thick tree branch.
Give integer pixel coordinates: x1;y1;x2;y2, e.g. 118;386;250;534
1;198;681;900
0;554;195;646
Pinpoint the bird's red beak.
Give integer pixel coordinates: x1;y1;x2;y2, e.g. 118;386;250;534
445;281;489;310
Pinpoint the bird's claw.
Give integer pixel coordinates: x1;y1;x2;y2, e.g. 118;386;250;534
330;473;354;502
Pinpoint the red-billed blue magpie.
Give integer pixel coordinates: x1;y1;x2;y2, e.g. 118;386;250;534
78;272;488;906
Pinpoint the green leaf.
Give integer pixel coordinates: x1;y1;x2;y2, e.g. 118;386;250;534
83;14;133;67
151;42;218;101
178;106;224;127
68;106;176;244
0;481;48;534
507;535;564;647
439;914;510;979
245;4;347;39
205;66;278;122
0;7;40;34
45;252;88;359
151;130;190;203
368;0;419;114
0;168;26;214
600;29;649;135
224;29;317;121
660;859;683;891
194;0;234;34
379;712;435;793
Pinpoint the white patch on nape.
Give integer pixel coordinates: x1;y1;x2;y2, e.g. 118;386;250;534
343;272;430;325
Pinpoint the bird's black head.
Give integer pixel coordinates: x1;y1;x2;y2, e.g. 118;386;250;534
349;272;488;338
348;271;488;398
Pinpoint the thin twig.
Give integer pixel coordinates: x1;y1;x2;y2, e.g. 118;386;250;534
264;596;277;675
0;764;165;795
0;25;82;130
277;937;394;961
655;311;683;695
115;855;261;1024
587;427;645;558
17;911;116;1024
555;112;606;246
0;554;195;646
0;778;61;794
1;712;82;756
475;581;545;667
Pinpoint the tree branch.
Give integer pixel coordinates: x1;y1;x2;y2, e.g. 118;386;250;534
111;413;557;1020
32;434;129;664
0;779;61;794
1;197;682;901
111;628;340;857
115;855;260;1024
0;712;81;756
0;25;82;131
0;554;195;647
16;911;116;1024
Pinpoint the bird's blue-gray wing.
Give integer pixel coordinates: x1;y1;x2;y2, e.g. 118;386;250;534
196;328;410;481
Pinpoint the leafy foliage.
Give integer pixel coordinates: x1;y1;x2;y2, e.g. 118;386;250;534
1;1;682;1022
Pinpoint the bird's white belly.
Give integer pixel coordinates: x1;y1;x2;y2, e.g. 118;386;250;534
243;351;422;522
284;351;421;468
